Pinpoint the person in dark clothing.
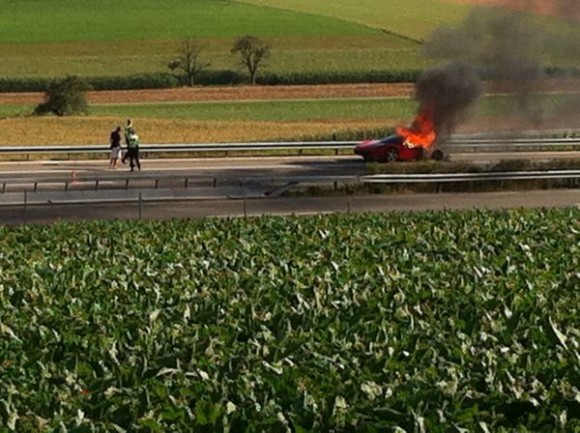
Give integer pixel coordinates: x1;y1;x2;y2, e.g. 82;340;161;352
109;126;122;169
126;128;141;172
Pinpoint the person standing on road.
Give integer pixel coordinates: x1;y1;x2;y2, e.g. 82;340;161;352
121;118;133;165
109;126;122;169
126;128;141;172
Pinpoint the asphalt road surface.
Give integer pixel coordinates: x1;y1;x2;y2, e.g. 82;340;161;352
0;151;579;178
1;189;578;225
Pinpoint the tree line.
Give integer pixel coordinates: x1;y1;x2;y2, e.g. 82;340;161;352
169;35;270;86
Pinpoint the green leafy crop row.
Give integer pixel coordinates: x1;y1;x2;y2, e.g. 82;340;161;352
0;70;425;93
0;208;579;432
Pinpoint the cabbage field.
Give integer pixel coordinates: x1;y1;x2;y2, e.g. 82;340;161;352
1;208;579;432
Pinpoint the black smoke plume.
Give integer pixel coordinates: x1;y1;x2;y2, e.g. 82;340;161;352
415;62;482;140
422;4;580;130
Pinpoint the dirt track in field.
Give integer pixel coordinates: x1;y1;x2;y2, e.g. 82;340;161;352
0;83;416;105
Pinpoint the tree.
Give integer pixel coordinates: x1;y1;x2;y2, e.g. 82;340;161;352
168;39;210;86
34;75;89;116
231;35;270;85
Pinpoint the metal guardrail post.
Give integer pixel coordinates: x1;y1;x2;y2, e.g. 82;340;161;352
138;192;143;220
242;184;247;218
23;189;28;224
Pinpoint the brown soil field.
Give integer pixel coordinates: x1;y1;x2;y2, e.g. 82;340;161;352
0;83;416;105
1;79;578;106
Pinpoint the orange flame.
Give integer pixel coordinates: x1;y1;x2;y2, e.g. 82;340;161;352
396;103;436;148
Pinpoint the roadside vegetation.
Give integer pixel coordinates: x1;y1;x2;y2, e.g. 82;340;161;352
1;208;579;431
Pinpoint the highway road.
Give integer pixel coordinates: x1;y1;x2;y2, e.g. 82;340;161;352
0;151;578;224
0;151;579;179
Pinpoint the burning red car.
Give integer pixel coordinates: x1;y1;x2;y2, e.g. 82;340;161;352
355;102;444;163
355;135;425;162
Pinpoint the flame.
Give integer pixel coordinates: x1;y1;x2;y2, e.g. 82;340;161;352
396;102;436;148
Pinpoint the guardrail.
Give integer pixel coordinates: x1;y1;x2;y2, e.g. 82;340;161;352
359;170;580;183
0;141;354;155
0;137;579;159
1;170;578;206
443;137;580;150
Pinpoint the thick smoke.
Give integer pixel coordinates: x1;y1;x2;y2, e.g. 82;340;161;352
415;62;482;140
557;0;580;22
424;8;544;123
422;3;580;131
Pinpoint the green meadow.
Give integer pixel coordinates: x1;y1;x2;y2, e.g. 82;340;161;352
87;94;580;121
0;42;430;78
90;98;418;122
237;0;470;42
0;0;380;43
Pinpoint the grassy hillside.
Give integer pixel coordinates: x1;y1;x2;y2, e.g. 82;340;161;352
236;0;471;42
0;0;381;44
0;40;428;79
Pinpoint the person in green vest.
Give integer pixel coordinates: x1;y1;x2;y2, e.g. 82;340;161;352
126;128;141;172
121;118;133;165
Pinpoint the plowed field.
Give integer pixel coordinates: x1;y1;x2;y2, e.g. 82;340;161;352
0;83;415;105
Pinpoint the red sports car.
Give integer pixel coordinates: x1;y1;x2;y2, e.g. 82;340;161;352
354;134;443;163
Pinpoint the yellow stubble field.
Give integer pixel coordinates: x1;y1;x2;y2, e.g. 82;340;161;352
0;116;392;146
